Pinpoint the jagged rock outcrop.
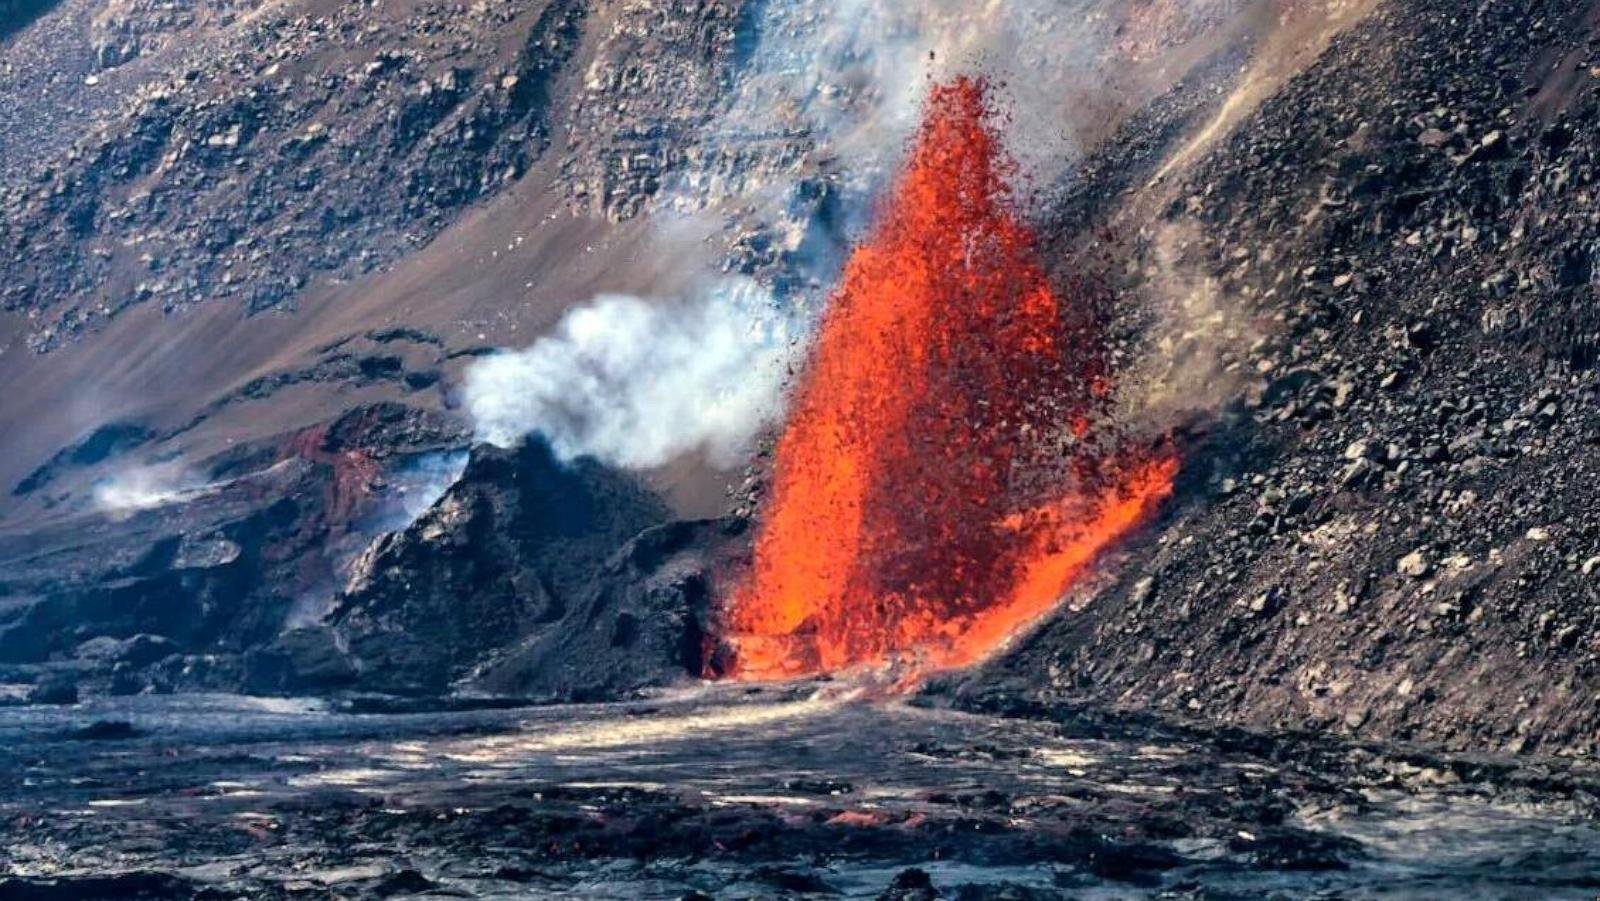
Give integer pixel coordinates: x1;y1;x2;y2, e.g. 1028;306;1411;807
475;517;748;701
0;460;323;669
327;440;672;695
0;402;463;696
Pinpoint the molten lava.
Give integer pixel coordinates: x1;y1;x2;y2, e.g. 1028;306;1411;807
725;77;1177;680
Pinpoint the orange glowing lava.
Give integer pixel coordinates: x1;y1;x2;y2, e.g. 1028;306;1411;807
723;77;1177;681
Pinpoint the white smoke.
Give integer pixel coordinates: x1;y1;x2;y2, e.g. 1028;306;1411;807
464;281;801;469
92;464;209;519
385;451;470;527
681;0;1150;215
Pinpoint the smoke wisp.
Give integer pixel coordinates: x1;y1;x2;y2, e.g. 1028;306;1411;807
465;281;801;470
92;463;210;519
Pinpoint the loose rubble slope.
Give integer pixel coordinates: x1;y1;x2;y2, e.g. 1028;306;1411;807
967;0;1600;756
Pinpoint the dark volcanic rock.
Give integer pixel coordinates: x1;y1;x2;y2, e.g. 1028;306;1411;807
146;653;246;694
242;626;358;694
26;674;79;705
0;465;317;667
0;872;212;900
66;719;144;741
878;868;942;901
0;403;466;696
74;634;179;669
12;422;153;497
475;517;748;701
329;440;672;695
0;0;61;40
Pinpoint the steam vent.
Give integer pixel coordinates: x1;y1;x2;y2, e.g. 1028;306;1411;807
5;0;1600;896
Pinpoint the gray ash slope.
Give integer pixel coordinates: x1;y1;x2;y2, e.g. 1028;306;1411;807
959;0;1600;756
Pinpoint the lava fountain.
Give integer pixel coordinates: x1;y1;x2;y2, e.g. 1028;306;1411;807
723;77;1178;681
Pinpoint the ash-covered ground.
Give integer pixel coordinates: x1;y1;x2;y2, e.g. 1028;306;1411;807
5;685;1600;900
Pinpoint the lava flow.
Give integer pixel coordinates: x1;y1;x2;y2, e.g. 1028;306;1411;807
722;76;1178;681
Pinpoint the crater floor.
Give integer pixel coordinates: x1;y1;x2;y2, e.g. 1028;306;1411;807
2;685;1598;899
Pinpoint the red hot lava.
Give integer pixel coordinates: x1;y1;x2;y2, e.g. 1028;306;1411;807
723;77;1177;681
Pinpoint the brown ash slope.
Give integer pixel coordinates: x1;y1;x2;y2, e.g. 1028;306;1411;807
963;0;1600;756
0;0;584;340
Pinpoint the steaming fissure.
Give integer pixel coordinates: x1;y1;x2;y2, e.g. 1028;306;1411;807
723;78;1177;681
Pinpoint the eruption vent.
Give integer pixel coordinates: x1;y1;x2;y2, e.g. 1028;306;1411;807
724;77;1177;680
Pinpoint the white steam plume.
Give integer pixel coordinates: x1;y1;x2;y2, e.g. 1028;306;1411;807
92;463;210;519
465;281;801;469
677;0;1177;217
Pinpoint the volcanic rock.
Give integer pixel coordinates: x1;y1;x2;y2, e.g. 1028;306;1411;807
0;872;213;901
74;634;178;668
26;675;79;706
474;517;747;701
66;719;144;741
0;461;319;669
0;403;464;695
329;439;671;696
242;627;357;695
2;0;1598;767
878;869;942;901
1397;551;1432;579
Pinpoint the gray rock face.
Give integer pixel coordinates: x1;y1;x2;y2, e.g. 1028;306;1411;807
242;626;357;694
328;439;673;696
73;633;178;668
474;517;748;701
0;478;306;666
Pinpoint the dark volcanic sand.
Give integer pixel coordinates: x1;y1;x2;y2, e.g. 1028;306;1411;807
2;685;1599;899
